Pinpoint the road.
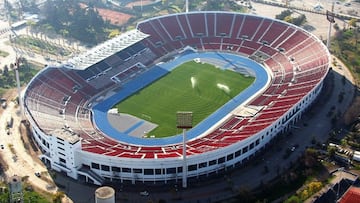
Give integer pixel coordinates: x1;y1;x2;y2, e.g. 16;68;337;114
0;16;85;71
0;95;58;193
0;14;81;202
251;0;359;40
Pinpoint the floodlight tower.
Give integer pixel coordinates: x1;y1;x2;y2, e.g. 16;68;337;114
337;167;344;200
176;111;193;189
326;2;335;49
14;56;24;120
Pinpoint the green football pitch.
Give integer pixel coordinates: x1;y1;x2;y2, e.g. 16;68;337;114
116;61;254;137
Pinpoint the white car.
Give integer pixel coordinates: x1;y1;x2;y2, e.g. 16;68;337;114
140;191;149;196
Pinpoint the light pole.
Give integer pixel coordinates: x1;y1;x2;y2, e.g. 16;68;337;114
326;2;335;49
337;167;344;200
14;57;24;120
176;111;192;188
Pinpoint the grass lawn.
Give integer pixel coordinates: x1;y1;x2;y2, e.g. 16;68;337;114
116;60;254;137
331;28;360;79
14;36;71;56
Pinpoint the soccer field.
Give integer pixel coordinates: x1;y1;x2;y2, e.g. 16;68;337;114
116;61;254;137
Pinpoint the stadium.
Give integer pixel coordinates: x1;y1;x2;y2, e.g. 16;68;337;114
23;11;330;186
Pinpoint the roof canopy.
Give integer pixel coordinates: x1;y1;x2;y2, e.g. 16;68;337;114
66;30;149;70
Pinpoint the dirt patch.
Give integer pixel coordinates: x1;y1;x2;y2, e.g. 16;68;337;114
79;3;134;26
125;0;154;8
96;8;133;26
19;121;43;163
0;88;18;115
251;2;341;39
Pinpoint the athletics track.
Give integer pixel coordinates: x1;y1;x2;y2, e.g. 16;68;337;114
92;51;269;146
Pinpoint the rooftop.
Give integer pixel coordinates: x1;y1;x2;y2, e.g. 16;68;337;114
50;128;80;145
66;29;149;70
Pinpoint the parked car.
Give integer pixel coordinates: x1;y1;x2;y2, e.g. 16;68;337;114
140;191;149;196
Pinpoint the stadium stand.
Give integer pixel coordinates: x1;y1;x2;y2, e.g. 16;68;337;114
23;12;330;185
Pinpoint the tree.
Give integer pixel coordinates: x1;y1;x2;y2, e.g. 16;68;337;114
275;10;292;20
235;187;256;203
3;64;9;75
52;191;65;203
206;0;223;10
19;57;29;70
300;189;309;200
41;23;55;38
285;195;301;203
304;148;318;168
26;20;36;36
284;16;293;23
327;146;336;158
293;14;306;26
348;19;358;49
349;18;358;28
308;181;322;194
108;29;120;39
41;0;107;44
59;29;69;45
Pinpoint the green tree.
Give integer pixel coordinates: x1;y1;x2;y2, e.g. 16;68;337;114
327;146;336;158
59;29;69;45
206;0;223;10
349;18;358;28
285;195;301;203
293;14;306;26
3;65;9;77
348;19;358;49
284;16;293;23
275;10;292;20
52;191;64;203
108;29;120;39
308;181;322;194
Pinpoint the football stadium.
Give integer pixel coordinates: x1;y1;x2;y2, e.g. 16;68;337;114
23;11;330;185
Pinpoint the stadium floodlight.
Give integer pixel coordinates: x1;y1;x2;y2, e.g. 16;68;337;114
176;111;193;129
326;10;335;24
326;2;335;49
14;57;24;120
176;111;193;188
